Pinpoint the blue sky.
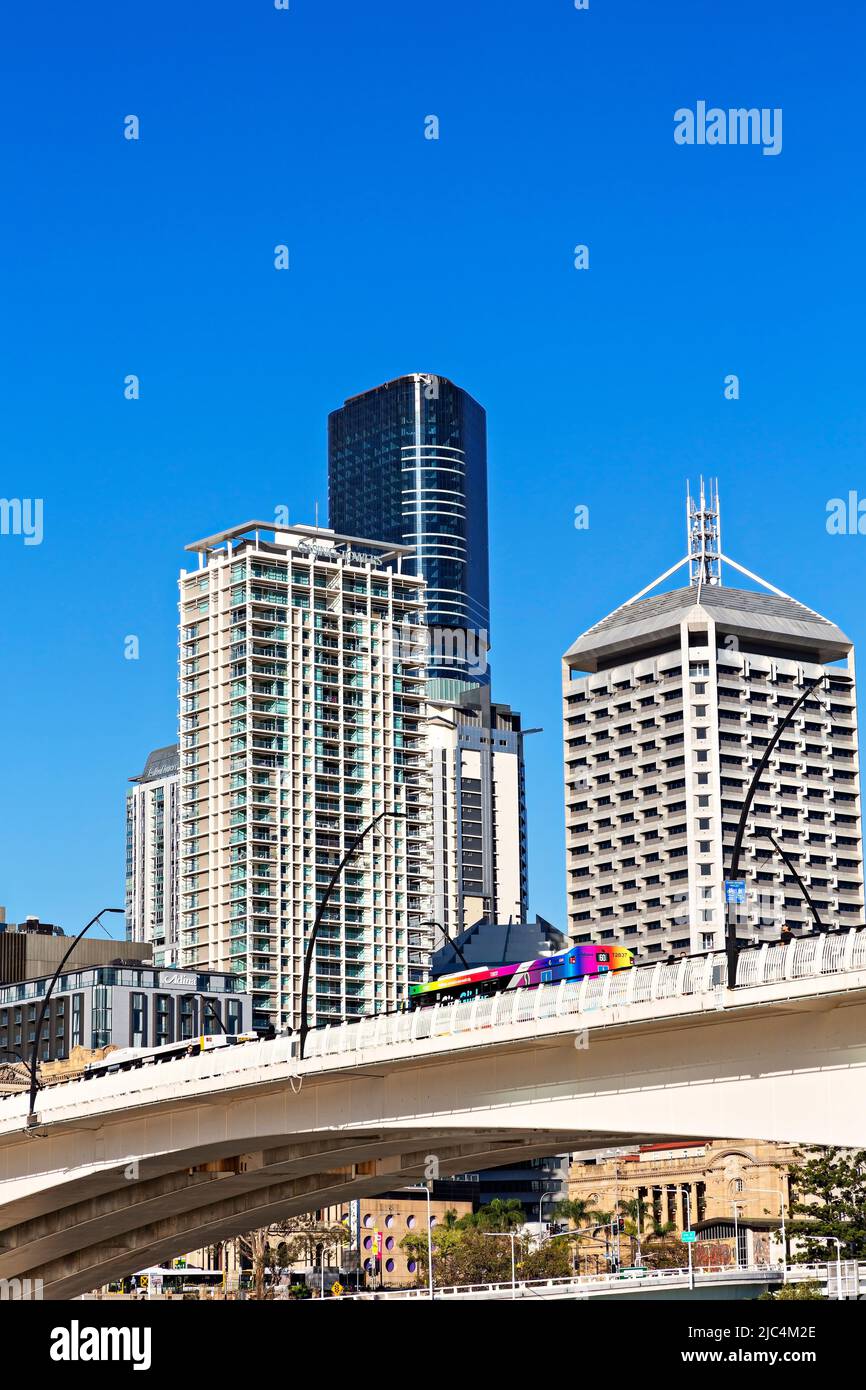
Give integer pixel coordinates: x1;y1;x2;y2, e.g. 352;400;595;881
1;0;865;935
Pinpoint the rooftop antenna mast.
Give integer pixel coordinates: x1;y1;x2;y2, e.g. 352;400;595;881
687;476;722;595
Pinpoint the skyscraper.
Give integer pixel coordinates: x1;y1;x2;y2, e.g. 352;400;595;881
125;744;181;966
426;688;529;935
328;373;490;699
177;520;433;1031
562;483;863;958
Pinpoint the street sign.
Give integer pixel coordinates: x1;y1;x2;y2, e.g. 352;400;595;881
331;1281;343;1297
724;879;746;905
681;1230;697;1243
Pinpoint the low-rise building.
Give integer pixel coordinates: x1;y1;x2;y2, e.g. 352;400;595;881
0;913;151;985
0;963;252;1063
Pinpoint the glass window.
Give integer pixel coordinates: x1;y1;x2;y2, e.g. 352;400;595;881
226;999;243;1033
155;994;173;1046
202;999;220;1036
179;995;196;1040
130;992;147;1048
92;986;112;1050
71;994;84;1049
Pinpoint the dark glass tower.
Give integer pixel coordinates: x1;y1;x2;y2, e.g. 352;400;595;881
328;373;490;697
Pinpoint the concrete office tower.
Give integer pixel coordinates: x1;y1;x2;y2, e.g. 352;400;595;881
328;374;490;699
562;481;863;958
178;521;433;1031
125;744;181;966
426;689;529;935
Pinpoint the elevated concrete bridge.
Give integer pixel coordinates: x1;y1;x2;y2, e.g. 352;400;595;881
0;930;864;1298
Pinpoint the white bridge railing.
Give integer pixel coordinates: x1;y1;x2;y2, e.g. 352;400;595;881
0;930;864;1128
304;927;866;1061
338;1261;861;1301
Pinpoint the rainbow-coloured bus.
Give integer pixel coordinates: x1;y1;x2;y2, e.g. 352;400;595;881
408;942;633;1010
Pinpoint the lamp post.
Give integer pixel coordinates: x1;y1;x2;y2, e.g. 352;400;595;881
481;1231;519;1299
810;1236;846;1300
27;906;124;1126
683;1187;694;1293
398;1185;434;1301
298;808;403;1060
743;1184;788;1283
725;675;824;988
648;1184;692;1289
0;1048;39;1078
732;1201;743;1268
181;996;230;1041
538;1189;556;1241
764;832;825;934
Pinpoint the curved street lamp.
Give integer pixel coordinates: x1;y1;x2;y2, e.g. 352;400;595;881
0;1049;41;1091
765;831;825;933
26;906;124;1127
298;808;404;1060
724;674;825;988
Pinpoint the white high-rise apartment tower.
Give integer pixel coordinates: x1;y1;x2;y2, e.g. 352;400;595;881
178;521;433;1031
125;745;181;965
563;482;863;959
426;688;529;936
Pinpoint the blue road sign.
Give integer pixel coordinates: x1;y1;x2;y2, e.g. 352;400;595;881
724;879;746;905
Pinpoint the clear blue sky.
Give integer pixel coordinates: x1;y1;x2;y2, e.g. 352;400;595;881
1;0;865;936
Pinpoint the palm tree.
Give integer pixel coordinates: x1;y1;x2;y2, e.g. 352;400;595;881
617;1196;649;1267
554;1197;605;1228
553;1198;607;1274
457;1198;525;1232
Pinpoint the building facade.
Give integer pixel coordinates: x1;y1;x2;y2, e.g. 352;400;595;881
350;1188;477;1287
568;1138;798;1268
563;582;862;959
426;688;529;934
328;374;490;698
0;963;250;1063
178;521;434;1031
125;744;181;965
454;1156;569;1220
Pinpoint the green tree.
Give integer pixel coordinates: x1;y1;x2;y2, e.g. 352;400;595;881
519;1238;573;1280
788;1147;866;1262
759;1280;825;1301
641;1222;688;1270
554;1197;605;1228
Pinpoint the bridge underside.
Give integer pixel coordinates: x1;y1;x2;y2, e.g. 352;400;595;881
0;1125;675;1299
